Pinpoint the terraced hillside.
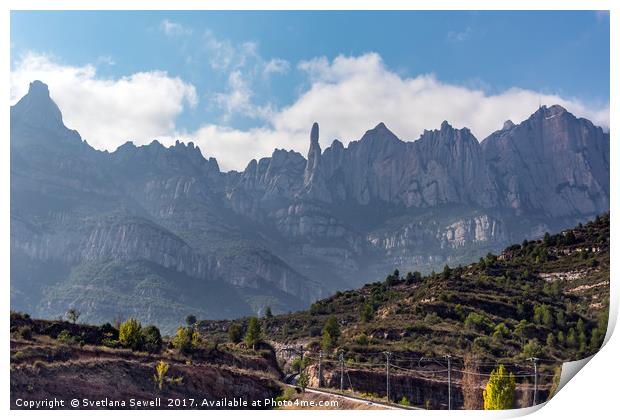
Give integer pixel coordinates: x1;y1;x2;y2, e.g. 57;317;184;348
195;215;609;408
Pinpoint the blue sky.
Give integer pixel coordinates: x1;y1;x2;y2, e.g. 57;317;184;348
10;10;610;170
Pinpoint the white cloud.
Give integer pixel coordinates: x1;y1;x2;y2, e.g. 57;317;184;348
183;53;609;171
447;26;473;42
10;52;197;150
263;58;290;77
160;19;192;37
201;31;288;120
10;51;609;173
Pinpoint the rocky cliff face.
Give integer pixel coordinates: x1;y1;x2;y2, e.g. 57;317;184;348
482;105;610;217
10;81;610;328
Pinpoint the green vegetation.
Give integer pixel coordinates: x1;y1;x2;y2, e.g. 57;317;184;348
201;214;609;368
172;326;200;354
228;323;243;344
185;314;197;327
483;365;515;410
297;371;309;391
321;316;340;352
244;317;262;350
18;326;33;340
153;360;169;391
119;318;143;351
142;325;163;353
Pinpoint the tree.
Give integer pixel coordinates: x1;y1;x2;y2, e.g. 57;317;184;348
360;303;374;323
555;310;566;328
66;308;81;324
405;271;422;285
514;319;527;344
522;339;542;359
462;354;483;409
557;331;565;346
185;314;197;327
264;306;273;318
153;360;169;391
442;264;451;279
244;317;262;350
385;269;400;286
119;318;143;351
398;396;411;406
321;331;335;352
228;323;243;344
321;316;340;351
492;322;510;339
142;325;163;353
483;365;515;410
546;332;556;348
172;326;200;354
567;328;577;348
297;371;309;391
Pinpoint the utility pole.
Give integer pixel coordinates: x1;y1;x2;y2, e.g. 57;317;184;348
445;355;452;410
384;351;392;402
528;357;539;405
318;350;323;388
339;351;344;392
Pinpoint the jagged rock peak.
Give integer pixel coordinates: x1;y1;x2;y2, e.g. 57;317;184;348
502;120;515;130
374;122;388;130
305;123;322;181
440;120;453;130
310;122;319;146
11;80;63;129
28;80;51;98
360;122;401;144
534;104;570;119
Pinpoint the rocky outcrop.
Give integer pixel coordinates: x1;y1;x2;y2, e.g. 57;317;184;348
482;105;610;217
10;81;610;327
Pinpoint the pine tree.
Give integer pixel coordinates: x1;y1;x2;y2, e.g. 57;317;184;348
244;317;262;350
483;365;515;410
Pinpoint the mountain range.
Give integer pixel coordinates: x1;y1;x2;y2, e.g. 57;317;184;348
10;81;610;332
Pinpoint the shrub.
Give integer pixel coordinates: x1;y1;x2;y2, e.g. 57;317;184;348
521;339;542;358
360;303;374;323
142;325;163;353
119;318;143;351
464;312;492;333
309;326;322;337
56;330;73;344
492;323;510;339
185;314;197;327
18;326;32;341
398;396;410;406
297;371;309;391
228;323;243;344
353;333;369;346
172;326;200;354
153;360;169;391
